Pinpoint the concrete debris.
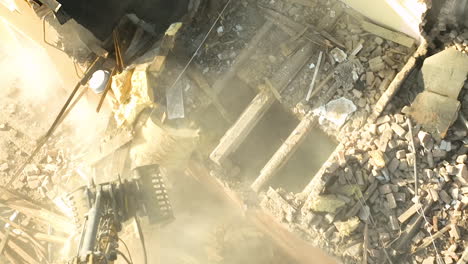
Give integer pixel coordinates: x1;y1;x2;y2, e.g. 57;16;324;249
330;47;347;63
418;131;434;150
422;256;435;264
0;163;9;172
408;47;468;140
307;195;346;213
24;164;40;176
344;242;362;258
359;20;415;48
5;1;468;264
314;97;357;128
334;217;360;237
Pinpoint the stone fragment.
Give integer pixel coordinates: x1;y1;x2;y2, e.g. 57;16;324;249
432;149;446;158
398;203;423;223
0;163;9;172
394;114;405;124
308;195;346;213
439;190;452;204
394;192;406;202
449;225;460;240
418;131;434;150
358;205;370;221
386;193;397;209
450;188;459;200
27;177;41;189
396;150;406;159
388;140;398;149
324;214;335;224
352;89;362;98
368;124;377;134
375;115;391;125
388;158;400;173
43;164;59;174
406;153;415;166
413;231;426;244
24;164;40;176
374;37;384;45
334;217;360;237
399;159;409;171
456;154;468;164
424;169;435;179
440;140;452;152
427;151;435;168
460;194;468;204
446;165;458;175
456;164;468;182
379;232;391;243
344;242;362;257
368;56;385;72
357;98;366;108
330;48;347;63
422;256;435;264
391;123;406;138
366;72;375;86
389;214;400;230
370;150;386;168
429;189;439;202
379;184;392;194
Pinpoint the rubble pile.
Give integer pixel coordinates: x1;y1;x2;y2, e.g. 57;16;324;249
261;107;468;263
0;104;79;202
426;0;468;53
252;0;412;137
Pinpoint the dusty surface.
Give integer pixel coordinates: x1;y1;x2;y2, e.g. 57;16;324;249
0;0;467;264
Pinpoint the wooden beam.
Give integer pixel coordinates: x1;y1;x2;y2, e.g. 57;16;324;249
0;215;48;256
32;232;67;245
0;188;74;233
360;20;415;48
0;230;10;255
0;230;40;264
210;44;314;165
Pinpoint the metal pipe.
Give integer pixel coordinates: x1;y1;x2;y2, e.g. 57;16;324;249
78;189;103;261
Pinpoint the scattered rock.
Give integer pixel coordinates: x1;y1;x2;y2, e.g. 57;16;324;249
330;47;347;63
0;163;9;172
308;195;346;213
418;131;434;150
24;164;40;176
422;256;435;264
344;242;362;258
334;217;360;237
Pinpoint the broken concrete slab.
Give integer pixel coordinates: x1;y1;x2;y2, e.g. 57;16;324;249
421;47;468;99
407;91;460;140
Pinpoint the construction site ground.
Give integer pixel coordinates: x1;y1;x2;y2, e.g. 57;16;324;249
0;0;468;264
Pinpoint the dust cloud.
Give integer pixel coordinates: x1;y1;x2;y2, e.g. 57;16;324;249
0;22;108;148
117;172;294;264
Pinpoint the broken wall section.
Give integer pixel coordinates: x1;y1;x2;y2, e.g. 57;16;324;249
341;0;427;42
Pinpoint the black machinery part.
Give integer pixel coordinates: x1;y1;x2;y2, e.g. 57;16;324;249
55;0;192;41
